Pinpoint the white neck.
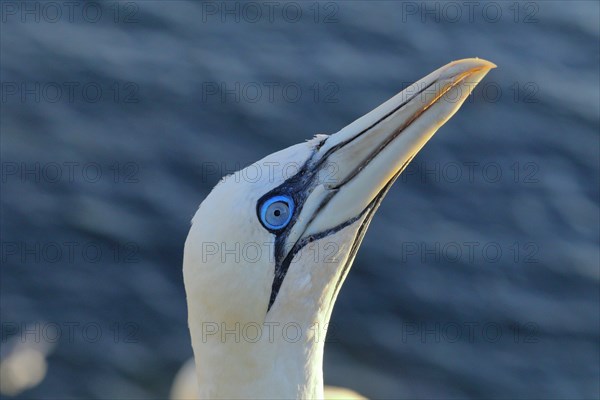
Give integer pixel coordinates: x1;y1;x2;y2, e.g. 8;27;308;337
184;212;365;399
188;313;327;399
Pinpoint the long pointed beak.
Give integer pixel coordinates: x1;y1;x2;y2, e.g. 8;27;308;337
285;58;495;253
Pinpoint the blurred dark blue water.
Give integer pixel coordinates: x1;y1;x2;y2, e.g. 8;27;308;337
1;1;599;399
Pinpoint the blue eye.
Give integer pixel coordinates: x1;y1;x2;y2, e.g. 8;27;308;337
259;195;294;231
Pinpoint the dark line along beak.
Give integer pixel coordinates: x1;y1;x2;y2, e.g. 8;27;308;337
283;58;496;255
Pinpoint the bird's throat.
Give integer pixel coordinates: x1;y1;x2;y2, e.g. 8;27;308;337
189;315;326;399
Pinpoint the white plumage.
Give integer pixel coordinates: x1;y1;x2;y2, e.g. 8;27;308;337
177;59;495;399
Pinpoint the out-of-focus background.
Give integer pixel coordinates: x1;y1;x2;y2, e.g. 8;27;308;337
1;1;599;399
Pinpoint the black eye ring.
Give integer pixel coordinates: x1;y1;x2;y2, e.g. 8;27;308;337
259;195;294;230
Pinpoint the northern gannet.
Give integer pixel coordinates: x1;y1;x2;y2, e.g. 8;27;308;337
181;59;495;399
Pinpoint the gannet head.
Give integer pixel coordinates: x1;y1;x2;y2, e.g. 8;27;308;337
183;59;495;398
